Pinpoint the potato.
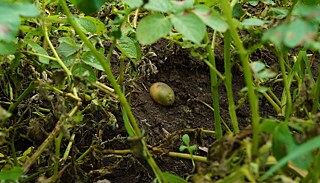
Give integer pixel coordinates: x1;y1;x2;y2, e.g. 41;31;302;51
150;82;175;106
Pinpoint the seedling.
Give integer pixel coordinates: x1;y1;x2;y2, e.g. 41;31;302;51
179;134;198;170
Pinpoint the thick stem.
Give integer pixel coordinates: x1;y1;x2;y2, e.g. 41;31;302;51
220;1;260;155
204;32;222;139
223;30;239;133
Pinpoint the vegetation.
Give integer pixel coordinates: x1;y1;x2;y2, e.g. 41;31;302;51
0;0;320;182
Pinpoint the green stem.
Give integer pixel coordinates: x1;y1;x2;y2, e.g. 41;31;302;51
43;24;72;79
220;1;260;155
278;50;292;122
53;131;63;178
223;30;239;133
312;62;320;114
204;32;222;139
59;1;166;182
8;81;37;113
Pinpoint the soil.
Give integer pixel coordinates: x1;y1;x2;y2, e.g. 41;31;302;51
85;40;278;183
1;40;279;183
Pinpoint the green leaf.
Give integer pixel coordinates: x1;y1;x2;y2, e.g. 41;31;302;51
182;134;190;145
260;136;320;181
272;123;297;160
117;36;141;62
136;14;172;45
189;145;198;152
26;40;49;64
144;0;174;13
0;166;23;182
83;16;105;35
179;145;187;152
284;18;317;48
57;37;81;57
75;17;97;34
259;119;278;134
0;13;20;42
232;3;245;18
70;0;105;15
262;24;287;47
72;63;96;82
258;69;277;79
0;41;16;55
72;110;84;124
123;0;143;8
250;61;265;73
171;0;195;12
193;5;228;32
162;172;187;183
11;2;40;17
170;12;206;44
268;8;288;19
82;51;104;71
242;18;268;27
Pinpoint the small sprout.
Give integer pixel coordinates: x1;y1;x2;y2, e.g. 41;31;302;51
150;82;175;106
179;134;198;170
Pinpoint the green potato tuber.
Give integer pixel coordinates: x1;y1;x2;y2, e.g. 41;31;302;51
150;82;175;106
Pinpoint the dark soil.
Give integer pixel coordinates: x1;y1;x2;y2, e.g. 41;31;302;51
0;40;279;183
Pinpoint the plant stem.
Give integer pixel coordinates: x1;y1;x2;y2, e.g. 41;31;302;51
223;30;239;133
220;1;260;155
204;32;222;139
59;1;166;182
43;24;72;80
8;81;37;113
312;62;320;114
278;49;292;122
53;131;63;179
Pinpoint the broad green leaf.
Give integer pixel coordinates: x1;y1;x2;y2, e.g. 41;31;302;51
75;17;97;34
72;63;96;82
268;8;288;19
82;51;104;71
136;14;172;45
193;5;228;32
0;13;20;42
272;123;297;160
0;41;16;55
83;16;105;35
262;24;287;47
242;18;268;27
250;61;265;73
232;3;245;18
123;0;143;8
0;167;23;182
70;0;105;14
170;12;206;44
284;18;317;48
11;2;40;17
258;69;277;79
171;0;195;12
296;4;320;23
144;0;174;13
57;37;81;57
162;172;187;183
260;136;320;181
117;36;141;62
259;119;278;134
248;1;259;6
26;40;49;64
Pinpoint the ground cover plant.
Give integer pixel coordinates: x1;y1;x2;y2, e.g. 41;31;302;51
0;0;320;182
